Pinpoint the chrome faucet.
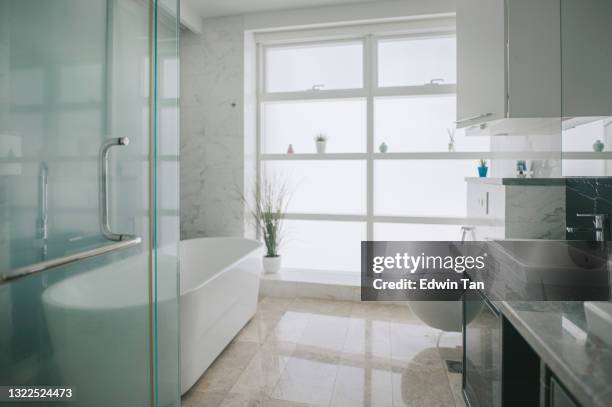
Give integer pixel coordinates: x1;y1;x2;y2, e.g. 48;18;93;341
567;213;607;242
36;162;48;241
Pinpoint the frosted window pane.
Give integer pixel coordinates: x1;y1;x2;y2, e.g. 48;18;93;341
59;64;103;103
10;68;44;105
262;99;366;154
159;161;179;210
159;107;178;155
374;223;463;241
562;119;609;151
374;160;474;217
282;220;365;272
378;36;456;87
263;160;366;215
562;160;612;176
162;58;178;99
265;42;363;93
374;96;489;152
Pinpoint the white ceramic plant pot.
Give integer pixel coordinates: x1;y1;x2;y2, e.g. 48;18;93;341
262;256;282;274
316;140;327;154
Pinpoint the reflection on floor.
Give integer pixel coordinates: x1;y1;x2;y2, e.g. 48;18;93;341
182;297;465;407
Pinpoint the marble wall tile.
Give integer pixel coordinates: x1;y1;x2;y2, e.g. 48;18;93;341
566;178;612;240
505;185;566;239
180;17;246;240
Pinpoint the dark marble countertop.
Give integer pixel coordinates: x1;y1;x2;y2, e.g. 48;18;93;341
495;301;612;407
469;239;612;407
465;177;567;186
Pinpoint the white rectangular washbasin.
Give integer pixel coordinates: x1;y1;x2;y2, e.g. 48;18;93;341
585;302;612;347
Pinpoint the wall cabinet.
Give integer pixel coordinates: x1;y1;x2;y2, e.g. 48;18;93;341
561;0;612;118
457;0;561;129
458;0;612;131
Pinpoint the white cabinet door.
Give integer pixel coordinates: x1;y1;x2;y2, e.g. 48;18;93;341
561;0;612;117
507;0;560;118
457;0;506;128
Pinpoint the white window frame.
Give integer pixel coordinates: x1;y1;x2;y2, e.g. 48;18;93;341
255;20;500;246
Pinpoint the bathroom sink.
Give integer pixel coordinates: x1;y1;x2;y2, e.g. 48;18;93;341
487;240;608;284
585;302;612;347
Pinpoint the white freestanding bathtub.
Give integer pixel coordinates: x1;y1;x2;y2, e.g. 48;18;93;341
42;254;178;407
179;237;262;394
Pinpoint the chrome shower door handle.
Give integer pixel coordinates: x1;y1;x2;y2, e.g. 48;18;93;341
99;137;130;241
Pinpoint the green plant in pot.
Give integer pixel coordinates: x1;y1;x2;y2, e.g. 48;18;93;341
247;177;290;274
478;159;488;177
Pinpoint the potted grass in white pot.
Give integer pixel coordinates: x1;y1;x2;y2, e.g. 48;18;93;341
314;133;328;154
246;178;290;274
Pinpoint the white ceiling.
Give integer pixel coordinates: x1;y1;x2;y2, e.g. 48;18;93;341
183;0;383;19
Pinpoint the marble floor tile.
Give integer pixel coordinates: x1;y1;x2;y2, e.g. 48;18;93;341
183;298;462;407
330;363;394;407
351;303;417;323
266;311;311;343
258;297;296;313
182;389;226;407
229;341;296;397
193;341;259;393
391;361;455;407
218;392;265;407
436;332;463;362
343;318;391;359
234;318;268;343
446;370;465;407
270;345;340;406
296;314;350;352
290;298;353;317
389;322;442;365
219;392;317;407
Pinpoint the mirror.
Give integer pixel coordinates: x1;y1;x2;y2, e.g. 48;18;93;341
561;0;612;176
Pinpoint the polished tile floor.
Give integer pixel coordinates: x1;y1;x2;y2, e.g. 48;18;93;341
182;297;465;407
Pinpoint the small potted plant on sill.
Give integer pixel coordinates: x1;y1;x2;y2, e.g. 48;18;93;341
244;177;290;274
478;159;488;178
314;133;328;154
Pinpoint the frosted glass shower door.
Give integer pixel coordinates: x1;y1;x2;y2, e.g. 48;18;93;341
0;0;180;406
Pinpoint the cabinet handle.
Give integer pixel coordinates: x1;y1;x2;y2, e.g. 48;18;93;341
454;113;493;125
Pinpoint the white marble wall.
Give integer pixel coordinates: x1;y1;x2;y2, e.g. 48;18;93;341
506;185;566;240
180;17;246;239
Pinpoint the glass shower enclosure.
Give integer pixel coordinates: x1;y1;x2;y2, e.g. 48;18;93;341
0;0;180;406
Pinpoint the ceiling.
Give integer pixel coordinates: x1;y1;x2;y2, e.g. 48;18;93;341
183;0;382;19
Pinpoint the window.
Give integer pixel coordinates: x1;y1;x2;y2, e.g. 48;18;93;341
377;36;456;87
257;24;489;272
265;41;363;93
262;99;367;153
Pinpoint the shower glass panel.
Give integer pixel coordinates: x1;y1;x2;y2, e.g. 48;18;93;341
155;0;181;405
0;0;180;406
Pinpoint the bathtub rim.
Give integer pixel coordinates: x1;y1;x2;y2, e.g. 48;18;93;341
179;237;263;296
